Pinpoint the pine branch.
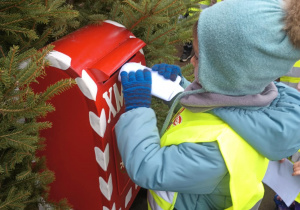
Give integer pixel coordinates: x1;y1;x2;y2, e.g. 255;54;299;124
153;0;164;12
3;136;37;152
123;0;144;14
39;78;75;102
0;0;27;13
153;0;178;15
0;187;30;209
149;27;176;44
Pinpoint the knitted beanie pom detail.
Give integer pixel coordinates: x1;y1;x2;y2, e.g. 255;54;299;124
284;0;300;48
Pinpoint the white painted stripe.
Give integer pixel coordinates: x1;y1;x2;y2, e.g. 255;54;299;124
46;50;71;70
104;20;126;28
139;49;144;55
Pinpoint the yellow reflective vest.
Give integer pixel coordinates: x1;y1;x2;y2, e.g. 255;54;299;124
199;0;223;10
147;109;269;210
280;60;300;89
188;0;223;14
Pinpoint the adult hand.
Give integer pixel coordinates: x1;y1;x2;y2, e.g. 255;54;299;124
152;63;182;82
120;69;152;111
297;82;300;92
293;161;300;176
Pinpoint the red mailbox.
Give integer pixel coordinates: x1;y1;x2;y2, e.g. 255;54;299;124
34;20;146;209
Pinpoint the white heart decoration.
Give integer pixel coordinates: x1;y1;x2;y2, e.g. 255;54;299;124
99;174;113;201
89;110;107;138
75;70;98;101
94;144;110;171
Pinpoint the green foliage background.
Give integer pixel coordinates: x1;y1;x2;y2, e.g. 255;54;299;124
0;0;198;208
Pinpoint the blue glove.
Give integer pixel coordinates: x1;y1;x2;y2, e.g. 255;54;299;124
152;63;182;82
120;69;152;111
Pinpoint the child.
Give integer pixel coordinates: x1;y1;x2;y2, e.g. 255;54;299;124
179;0;222;62
116;0;300;209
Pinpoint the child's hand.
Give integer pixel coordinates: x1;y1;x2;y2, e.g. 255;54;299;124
292;161;300;176
275;194;283;202
151;63;182;82
120;69;152;111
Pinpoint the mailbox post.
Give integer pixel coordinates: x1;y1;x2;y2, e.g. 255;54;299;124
34;20;146;210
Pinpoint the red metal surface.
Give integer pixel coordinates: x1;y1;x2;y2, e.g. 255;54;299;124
33;21;146;210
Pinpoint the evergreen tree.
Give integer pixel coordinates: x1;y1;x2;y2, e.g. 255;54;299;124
0;0;78;209
74;0;199;66
0;0;198;208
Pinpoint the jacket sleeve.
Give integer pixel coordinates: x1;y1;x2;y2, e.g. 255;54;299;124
213;82;300;160
115;107;228;194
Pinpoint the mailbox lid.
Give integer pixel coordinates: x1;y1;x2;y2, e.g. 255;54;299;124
51;20;146;81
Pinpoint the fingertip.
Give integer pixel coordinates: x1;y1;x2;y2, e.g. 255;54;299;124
143;69;152;81
158;63;166;75
152;64;158;71
163;66;171;79
120;71;128;77
170;74;177;81
120;71;128;82
128;71;136;82
136;69;143;81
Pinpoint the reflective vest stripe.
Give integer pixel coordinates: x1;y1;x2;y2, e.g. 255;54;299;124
147;190;164;210
280;64;300;90
147;189;176;210
280;61;300;85
200;0;223;10
155;191;176;202
280;76;300;84
294;60;300;68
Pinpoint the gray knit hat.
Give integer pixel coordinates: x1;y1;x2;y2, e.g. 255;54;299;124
197;0;300;95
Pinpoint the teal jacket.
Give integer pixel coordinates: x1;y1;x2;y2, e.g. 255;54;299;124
115;82;300;210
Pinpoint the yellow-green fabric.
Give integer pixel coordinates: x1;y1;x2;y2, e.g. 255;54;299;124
280;60;300;85
280;76;300;84
295;194;300;204
200;0;223;6
156;108;269;210
147;190;177;210
294;60;300;68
